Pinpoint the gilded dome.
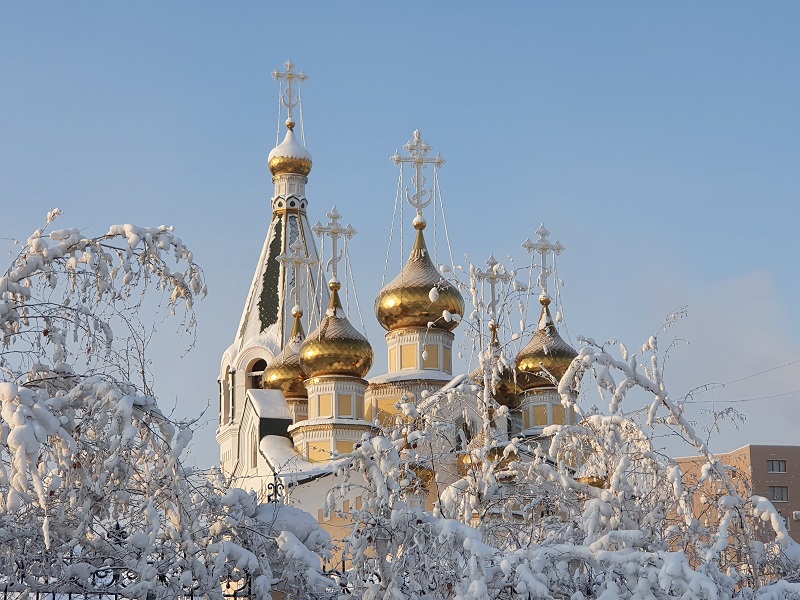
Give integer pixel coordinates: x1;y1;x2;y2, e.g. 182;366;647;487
300;282;373;379
515;296;577;392
375;219;464;332
471;323;522;407
262;308;307;399
268;119;312;177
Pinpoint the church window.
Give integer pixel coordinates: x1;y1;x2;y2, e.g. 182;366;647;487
318;393;332;417
552;404;566;425
534;405;548;427
338;394;353;417
523;410;531;430
443;347;452;373
455;417;473;452
423;344;439;369
227;367;235;422
248;359;267;389
400;344;417;369
388;346;397;371
251;427;258;469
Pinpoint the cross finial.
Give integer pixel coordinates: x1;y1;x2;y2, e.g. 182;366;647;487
276;237;318;310
391;130;445;216
312;206;356;284
521;224;564;298
272;59;308;122
474;254;512;319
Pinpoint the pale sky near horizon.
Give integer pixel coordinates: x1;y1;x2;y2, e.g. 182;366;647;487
2;3;799;468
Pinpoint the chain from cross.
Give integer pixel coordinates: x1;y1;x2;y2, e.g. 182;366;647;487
312;206;356;283
276;237;318;309
474;254;512;319
391;130;445;215
521;224;564;297
272;59;308;121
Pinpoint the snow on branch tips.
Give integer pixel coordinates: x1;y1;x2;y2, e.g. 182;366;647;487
0;212;333;597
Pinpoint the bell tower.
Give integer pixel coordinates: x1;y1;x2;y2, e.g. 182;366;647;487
217;60;326;477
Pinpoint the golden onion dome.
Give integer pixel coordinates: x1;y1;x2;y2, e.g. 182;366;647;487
262;307;307;399
300;281;373;379
268;119;312;176
516;295;577;392
375;218;464;332
470;322;522;408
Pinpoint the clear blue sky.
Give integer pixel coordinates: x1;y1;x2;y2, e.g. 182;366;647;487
2;3;799;467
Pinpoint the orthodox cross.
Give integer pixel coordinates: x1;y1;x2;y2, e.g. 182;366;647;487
272;59;308;122
391;130;445;216
474;254;512;319
276;237;318;309
521;224;564;298
312;206;356;283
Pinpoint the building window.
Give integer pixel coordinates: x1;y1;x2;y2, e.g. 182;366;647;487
251;427;258;470
443;347;452;373
388;346;397;372
769;486;789;502
248;359;267;389
768;460;787;473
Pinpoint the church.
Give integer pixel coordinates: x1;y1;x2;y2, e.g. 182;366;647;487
215;61;581;519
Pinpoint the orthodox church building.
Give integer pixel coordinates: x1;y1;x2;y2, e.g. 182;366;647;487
216;61;581;513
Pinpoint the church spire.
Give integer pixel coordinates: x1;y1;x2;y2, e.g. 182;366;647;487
377;131;463;333
231;60;325;360
516;225;576;392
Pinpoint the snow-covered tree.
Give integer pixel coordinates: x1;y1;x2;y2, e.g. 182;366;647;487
330;253;800;599
0;212;331;598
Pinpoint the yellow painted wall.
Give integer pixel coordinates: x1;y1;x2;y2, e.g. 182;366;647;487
534;405;548;426
423;344;439;369
319;393;332;417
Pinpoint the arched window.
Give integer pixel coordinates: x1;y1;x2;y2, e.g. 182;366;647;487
222;366;232;424
251;427;259;470
248;359;268;390
455;417;473;452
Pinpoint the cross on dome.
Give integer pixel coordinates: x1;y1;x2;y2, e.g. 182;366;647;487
272;59;308;123
312;206;356;285
391;130;445;217
276;237;318;311
474;254;512;319
521;224;564;299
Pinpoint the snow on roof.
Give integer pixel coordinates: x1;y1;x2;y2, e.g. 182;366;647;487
256;502;331;550
287;416;373;433
247;389;292;420
368;368;457;385
259;434;348;482
268;128;312;162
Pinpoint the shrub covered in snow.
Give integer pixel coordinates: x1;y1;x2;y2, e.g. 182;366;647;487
328;258;800;599
0;212;331;598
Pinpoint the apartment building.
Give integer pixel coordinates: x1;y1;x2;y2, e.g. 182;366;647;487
675;445;800;543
